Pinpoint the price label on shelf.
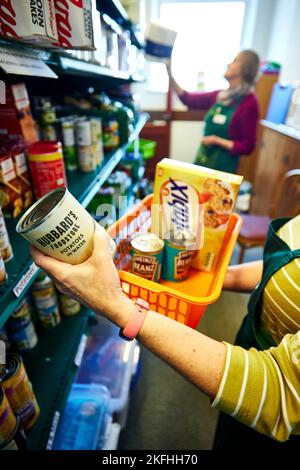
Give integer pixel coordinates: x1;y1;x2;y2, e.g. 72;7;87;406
0;46;58;78
13;262;39;298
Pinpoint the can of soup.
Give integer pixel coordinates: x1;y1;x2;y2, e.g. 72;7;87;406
7;297;38;351
16;187;96;265
130;233;164;282
0;416;27;451
59;294;81;317
0;386;17;445
31;276;61;329
162;230;196;282
27;141;67;199
0;353;40;431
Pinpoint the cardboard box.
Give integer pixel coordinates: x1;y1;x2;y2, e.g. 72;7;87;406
0;0;58;44
0;83;38;144
152;159;243;272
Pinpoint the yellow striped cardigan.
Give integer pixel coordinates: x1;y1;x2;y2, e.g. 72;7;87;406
212;215;300;442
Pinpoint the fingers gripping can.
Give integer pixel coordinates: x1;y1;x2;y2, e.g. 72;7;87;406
16;187;116;263
16;188;96;265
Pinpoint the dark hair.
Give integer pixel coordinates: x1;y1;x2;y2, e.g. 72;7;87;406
239;50;260;85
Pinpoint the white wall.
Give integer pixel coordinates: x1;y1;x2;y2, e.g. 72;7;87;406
267;0;300;83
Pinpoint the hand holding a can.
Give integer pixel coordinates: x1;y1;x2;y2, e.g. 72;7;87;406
30;226;134;328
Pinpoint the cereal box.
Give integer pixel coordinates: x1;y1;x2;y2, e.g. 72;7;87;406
151;159;243;272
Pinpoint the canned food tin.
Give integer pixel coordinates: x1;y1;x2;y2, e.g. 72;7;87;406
59;294;81;316
27;141;67;199
61;120;78;171
130;233;164;282
42;124;57;142
90;118;104;166
7;297;38;351
16;187;96;265
0;252;7;285
31;276;61;329
0;353;40;431
162;230;196;282
76;119;92;146
0;207;13;262
77;145;96;173
0;386;17;445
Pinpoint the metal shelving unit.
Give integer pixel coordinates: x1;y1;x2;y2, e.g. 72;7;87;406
0;113;148;329
23;309;91;450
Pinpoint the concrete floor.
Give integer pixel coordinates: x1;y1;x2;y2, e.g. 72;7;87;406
118;245;263;450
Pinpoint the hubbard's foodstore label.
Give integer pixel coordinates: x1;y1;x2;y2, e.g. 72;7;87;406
16;188;95;265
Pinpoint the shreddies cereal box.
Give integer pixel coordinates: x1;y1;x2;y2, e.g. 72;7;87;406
151;159;243;272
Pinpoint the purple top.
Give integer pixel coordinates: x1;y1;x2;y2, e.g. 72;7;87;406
180;90;259;156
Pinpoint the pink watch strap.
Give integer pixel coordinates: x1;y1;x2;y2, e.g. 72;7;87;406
121;298;149;340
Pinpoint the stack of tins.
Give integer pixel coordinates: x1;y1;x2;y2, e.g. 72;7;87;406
0;354;39;449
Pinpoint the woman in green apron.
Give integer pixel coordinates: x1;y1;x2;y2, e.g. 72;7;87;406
167;50;260;173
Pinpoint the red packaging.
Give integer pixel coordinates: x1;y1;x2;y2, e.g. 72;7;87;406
53;0;95;50
11;141;34;209
0;153;23;218
0;83;38;144
27;141;67;198
0;0;58;44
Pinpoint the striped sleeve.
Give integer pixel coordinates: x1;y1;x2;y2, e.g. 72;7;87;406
212;331;300;441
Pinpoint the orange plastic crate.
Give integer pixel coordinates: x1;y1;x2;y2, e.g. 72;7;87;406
108;195;242;329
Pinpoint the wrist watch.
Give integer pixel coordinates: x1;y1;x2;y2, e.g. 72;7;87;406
120;298;149;341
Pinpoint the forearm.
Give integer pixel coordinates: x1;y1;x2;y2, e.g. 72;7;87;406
223;261;263;293
114;300;226;399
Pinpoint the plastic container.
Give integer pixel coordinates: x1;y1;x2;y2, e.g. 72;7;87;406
52;384;111;450
107;195;242;329
127;138;157;160
75;317;137;413
145;21;177;62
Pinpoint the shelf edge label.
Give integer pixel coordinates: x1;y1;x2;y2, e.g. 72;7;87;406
13;262;39;298
0;46;58;78
46;411;60;450
74;334;88;367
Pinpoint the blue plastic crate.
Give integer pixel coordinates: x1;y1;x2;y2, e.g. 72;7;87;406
53;384;111;450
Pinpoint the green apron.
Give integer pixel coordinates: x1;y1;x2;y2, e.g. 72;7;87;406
213;217;300;449
195;96;244;173
236;217;300;350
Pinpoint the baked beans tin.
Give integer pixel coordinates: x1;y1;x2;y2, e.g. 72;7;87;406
162;230;196;282
0;207;13;262
0;353;40;431
16;187;96;265
31;276;61;329
130;233;164;282
0;386;17;445
59;294;81;316
27;141;67;199
0;251;7;285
